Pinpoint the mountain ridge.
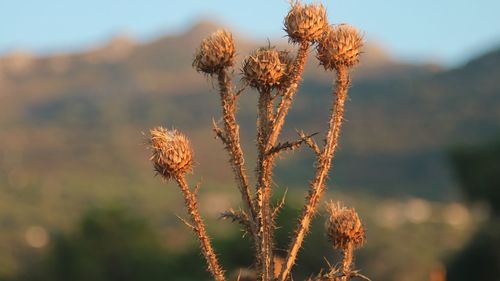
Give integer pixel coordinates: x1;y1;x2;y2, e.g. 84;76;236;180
0;21;499;199
0;21;441;80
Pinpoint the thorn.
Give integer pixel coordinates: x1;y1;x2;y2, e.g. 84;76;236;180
193;183;201;195
272;188;288;220
266;133;315;157
351;270;372;281
235;85;247;97
323;256;333;270
212;118;228;144
220;209;252;234
175;214;195;230
297;129;322;156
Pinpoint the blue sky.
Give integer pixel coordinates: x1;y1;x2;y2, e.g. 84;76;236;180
1;0;500;65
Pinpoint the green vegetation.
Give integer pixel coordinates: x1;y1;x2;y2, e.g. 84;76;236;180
447;140;500;280
0;187;477;281
14;207;176;281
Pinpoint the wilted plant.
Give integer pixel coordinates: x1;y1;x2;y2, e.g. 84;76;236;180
147;1;368;280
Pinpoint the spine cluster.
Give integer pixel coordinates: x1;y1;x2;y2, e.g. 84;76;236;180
146;1;368;280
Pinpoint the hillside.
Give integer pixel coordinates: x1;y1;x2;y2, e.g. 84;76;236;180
0;21;498;200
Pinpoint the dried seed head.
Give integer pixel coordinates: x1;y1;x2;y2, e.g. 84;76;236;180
193;30;235;74
278;50;294;87
317;24;363;70
149;127;194;180
242;47;286;90
284;2;328;43
326;202;366;250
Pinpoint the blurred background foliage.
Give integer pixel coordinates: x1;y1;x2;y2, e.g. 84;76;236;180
446;140;500;281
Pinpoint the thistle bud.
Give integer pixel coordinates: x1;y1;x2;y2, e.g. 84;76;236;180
242;47;286;90
149;127;194;180
326;202;365;250
284;2;328;43
316;24;363;70
193;30;235;74
278;50;294;86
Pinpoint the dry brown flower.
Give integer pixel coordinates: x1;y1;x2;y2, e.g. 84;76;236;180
277;50;294;88
317;24;363;70
284;2;328;43
242;47;286;91
326;202;366;250
149;127;194;180
193;30;235;74
149;127;224;281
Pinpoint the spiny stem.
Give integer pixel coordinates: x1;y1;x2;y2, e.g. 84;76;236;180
257;89;273;153
256;88;275;281
217;69;264;275
279;66;350;281
341;243;354;281
266;41;309;152
254;41;311;281
256;160;274;281
175;175;226;281
216;69;257;233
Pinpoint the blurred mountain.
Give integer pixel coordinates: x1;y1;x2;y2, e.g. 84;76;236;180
0;21;498;199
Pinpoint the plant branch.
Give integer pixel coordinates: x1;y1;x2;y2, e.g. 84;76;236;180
220;209;252;235
298;130;321;156
265;41;310;152
175;175;226;281
257;89;274;155
341;243;354;281
256;88;276;281
279;66;351;281
254;41;311;281
266;132;318;158
216;69;257;233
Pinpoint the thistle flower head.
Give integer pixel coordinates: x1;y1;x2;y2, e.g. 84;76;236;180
284;2;328;43
316;24;363;70
242;47;286;91
326;202;365;250
149;127;194;180
193;30;235;74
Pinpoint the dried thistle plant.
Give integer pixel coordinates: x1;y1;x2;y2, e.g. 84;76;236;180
146;1;369;280
325;202;366;281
